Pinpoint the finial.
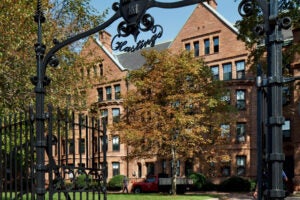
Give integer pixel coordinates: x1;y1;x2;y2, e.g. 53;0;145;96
34;0;45;23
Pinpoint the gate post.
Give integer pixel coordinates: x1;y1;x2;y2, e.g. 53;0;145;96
238;0;292;199
33;1;47;199
32;1;207;199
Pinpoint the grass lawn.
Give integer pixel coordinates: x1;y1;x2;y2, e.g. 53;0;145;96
2;192;219;200
108;193;218;200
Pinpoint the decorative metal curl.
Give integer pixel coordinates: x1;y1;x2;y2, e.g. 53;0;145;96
280;17;292;29
139;14;155;31
238;0;254;17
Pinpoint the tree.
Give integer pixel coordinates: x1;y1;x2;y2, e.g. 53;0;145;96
114;50;234;194
0;0;106;114
235;0;300;73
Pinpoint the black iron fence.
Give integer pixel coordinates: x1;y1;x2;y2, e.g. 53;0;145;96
0;105;107;200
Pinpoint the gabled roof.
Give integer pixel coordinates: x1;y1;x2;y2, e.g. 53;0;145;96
115;41;172;70
94;38;127;71
202;2;239;34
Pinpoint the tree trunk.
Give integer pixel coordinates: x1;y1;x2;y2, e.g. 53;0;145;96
171;146;177;195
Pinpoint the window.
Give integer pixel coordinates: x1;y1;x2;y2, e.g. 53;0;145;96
106;86;112;100
98;136;105;152
97;88;103;102
185;160;193;177
68;139;74;154
211;65;219;80
185;43;191;51
193;41;199;57
112;108;120;123
101;109;108;125
146;162;155;176
221;165;231;176
282;86;291;106
112;136;120;151
79;114;86;129
221;90;231;104
236;123;246;142
236;61;245;79
162;160;167;174
223;63;232;80
79;139;85;154
221;124;230;138
213;37;219;53
204;39;210;55
236;156;246;176
114;84;121;100
236;90;246;110
112;162;120;176
99;63;103;76
282;120;291;139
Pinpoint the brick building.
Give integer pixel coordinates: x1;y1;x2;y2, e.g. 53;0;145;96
76;0;300;190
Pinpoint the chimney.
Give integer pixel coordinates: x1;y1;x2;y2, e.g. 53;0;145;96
99;31;112;52
206;0;217;9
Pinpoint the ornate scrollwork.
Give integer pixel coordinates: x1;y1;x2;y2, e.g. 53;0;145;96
51;166;104;192
238;0;254;17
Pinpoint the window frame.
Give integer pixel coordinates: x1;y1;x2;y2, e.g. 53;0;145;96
185;43;191;51
112;162;120;176
193;41;200;57
106;86;112;100
112;135;120;151
114;84;121;100
112;108;120;123
223;63;232;80
211;65;219;80
236;155;246;176
204;39;210;55
97;88;103;102
282;119;291;139
236;90;246;110
236;123;246;143
213;36;219;53
236;60;245;79
79;138;85;154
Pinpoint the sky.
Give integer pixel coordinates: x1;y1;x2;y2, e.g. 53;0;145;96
91;0;242;44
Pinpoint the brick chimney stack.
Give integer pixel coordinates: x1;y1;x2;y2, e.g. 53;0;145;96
206;0;217;9
99;31;112;52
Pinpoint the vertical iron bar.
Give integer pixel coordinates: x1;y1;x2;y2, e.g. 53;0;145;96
8;115;12;199
0;115;2;200
29;106;35;200
19;113;24;197
3;116;8;199
34;0;46;199
267;0;285;199
103;121;107;200
257;64;263;200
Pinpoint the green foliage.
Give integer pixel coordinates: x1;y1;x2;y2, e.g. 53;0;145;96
108;175;124;191
235;0;300;73
0;0;106;114
75;173;90;189
218;176;252;192
188;173;207;191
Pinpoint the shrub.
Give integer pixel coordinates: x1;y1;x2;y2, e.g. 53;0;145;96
218;176;251;192
188;173;207;191
108;175;124;191
202;181;218;191
75;174;91;189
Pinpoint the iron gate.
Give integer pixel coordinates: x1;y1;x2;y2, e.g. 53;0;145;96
0;105;107;200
